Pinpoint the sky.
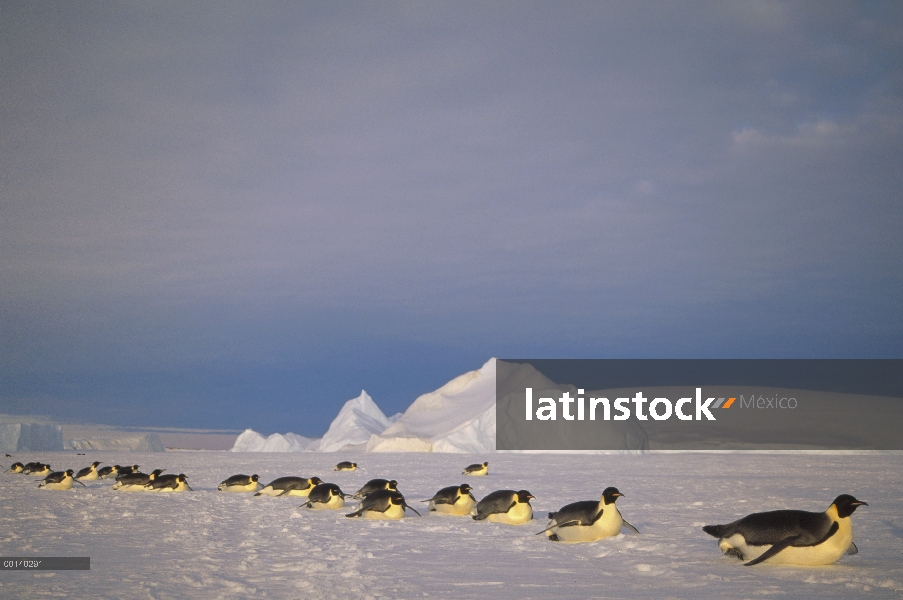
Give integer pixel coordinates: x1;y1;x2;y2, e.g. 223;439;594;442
1;2;901;436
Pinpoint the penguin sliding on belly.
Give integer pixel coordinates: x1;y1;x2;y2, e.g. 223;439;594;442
218;474;260;493
352;478;398;500
345;489;421;520
422;484;476;516
145;473;192;492
255;476;323;497
334;461;357;471
8;462;24;473
39;470;86;490
303;483;351;510
462;462;488;476
537;487;639;542
703;494;867;566
472;490;535;525
75;461;102;481
97;465;121;479
113;469;166;491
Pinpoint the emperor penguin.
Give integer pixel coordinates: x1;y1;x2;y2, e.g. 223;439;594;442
112;469;166;491
334;461;357;471
473;490;535;525
303;483;351;509
422;484;476;516
75;461;102;481
26;463;52;476
218;474;261;492
145;473;192;492
97;465;122;479
8;462;24;473
537;487;639;542
255;476;323;497
39;469;85;490
462;462;489;476
352;478;398;500
345;489;421;520
703;494;868;566
119;465;140;475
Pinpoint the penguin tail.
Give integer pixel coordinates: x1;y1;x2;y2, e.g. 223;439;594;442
702;524;728;538
253;492;262;496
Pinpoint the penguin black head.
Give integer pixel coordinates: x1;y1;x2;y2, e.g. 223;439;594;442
311;476;323;486
833;494;868;518
482;462;488;467
91;461;101;468
602;487;624;504
250;474;259;482
65;469;74;476
460;483;473;494
516;490;535;503
387;479;398;490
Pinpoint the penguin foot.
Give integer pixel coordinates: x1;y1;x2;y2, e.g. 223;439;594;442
548;534;561;542
724;548;744;561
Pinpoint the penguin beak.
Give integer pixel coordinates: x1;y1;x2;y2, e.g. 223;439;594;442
852;500;868;507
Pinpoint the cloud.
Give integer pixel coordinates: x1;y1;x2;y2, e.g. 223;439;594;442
1;2;901;431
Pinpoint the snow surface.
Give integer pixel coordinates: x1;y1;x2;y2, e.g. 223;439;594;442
2;451;901;598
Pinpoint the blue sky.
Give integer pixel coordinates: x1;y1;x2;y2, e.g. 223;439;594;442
2;2;901;436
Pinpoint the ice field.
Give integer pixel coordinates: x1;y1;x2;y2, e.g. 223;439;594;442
2;451;902;599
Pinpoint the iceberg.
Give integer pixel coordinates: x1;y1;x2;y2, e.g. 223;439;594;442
317;390;392;452
366;358;498;453
229;429;319;452
0;423;64;452
65;433;165;452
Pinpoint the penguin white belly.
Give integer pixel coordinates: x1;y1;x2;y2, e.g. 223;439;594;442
220;481;259;493
113;484;146;492
431;496;475;516
467;466;488;476
719;521;853;566
78;472;100;481
309;495;345;510
153;481;190;493
39;480;73;491
363;503;406;520
487;502;532;525
550;507;623;542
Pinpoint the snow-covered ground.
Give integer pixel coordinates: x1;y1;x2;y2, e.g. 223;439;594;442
2;451;901;599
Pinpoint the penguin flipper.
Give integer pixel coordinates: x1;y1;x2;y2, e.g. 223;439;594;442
846;542;859;555
621;519;640;534
744;535;803;566
534;519;581;535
